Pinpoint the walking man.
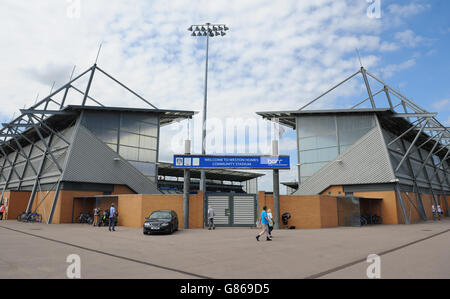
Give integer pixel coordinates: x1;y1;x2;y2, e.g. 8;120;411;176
109;203;117;232
207;205;215;230
256;206;272;241
432;205;437;221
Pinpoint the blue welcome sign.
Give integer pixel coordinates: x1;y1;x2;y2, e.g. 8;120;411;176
173;155;290;169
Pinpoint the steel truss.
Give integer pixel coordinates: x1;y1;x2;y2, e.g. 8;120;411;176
0;64;158;223
299;67;450;222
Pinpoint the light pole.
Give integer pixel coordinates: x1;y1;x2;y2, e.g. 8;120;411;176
188;23;229;193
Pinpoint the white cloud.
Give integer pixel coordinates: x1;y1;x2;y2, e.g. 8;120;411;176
394;29;430;47
432;99;450;110
387;2;431;18
380;58;416;78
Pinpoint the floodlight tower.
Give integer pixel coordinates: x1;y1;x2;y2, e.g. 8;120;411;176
188;23;229;193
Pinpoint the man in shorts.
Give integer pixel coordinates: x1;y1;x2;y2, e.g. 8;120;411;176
256;206;272;241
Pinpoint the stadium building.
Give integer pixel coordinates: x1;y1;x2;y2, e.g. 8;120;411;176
0;64;262;225
258;67;449;225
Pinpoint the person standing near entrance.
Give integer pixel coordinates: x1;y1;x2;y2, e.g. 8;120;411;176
93;207;100;226
432;205;437;221
207;205;215;230
109;204;117;232
437;205;442;220
0;201;5;220
256;206;272;241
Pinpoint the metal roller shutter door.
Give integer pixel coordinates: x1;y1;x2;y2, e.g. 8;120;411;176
233;196;255;225
208;196;230;225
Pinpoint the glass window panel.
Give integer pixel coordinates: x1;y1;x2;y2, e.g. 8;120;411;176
129;161;156;176
337;114;375;147
316;135;337;148
89;127;118;144
139;135;157;150
337;114;374;132
139;122;158;137
138;148;157;162
119;145;139;161
339;128;370;146
297;115;336;138
83;111;120;130
120;131;140;147
300;135;337;151
299;137;316;151
121;114;140;134
300;147;338;163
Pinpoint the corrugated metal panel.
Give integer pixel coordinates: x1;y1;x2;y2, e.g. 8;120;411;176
207;196;229;225
295;127;396;195
62;125;160;194
233;196;255;225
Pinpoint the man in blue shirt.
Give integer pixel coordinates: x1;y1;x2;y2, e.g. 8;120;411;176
109;203;117;232
256;206;272;241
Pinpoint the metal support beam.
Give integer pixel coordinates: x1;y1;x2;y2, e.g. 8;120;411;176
272;140;280;229
81;66;96;106
26;134;54;213
28;114;71;145
392;113;437;118
299;70;361;111
0;151;19;202
47;179;62;224
416;144;440;209
395;184;410;224
20;109;76;116
384;86;393;109
95;66;158;109
27;118;63;173
361;67;376;108
350;88;384;109
395;119;429;173
183;140;191;229
0;146;22;181
70;85;105;107
18;143;35;190
415;134;443;178
387;118;424;146
398;139;427;221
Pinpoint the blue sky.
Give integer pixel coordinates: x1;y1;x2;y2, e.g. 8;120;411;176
0;0;449;192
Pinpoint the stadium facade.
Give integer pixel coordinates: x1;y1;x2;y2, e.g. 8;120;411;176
258;67;449;224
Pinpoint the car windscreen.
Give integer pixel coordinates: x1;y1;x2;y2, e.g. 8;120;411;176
149;211;171;220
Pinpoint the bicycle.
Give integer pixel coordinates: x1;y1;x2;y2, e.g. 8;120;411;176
79;213;94;224
17;212;42;223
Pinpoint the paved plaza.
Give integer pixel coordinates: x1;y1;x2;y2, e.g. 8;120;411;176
0;218;449;279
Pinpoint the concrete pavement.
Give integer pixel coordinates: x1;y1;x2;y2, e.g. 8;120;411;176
0;218;449;279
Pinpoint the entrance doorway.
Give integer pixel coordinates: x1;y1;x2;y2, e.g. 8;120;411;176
205;193;257;227
72;195;118;223
337;196;382;227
